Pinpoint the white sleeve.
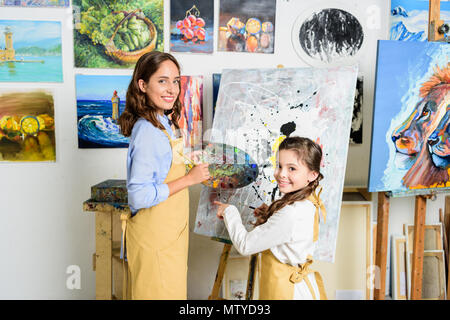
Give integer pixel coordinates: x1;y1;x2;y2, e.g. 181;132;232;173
223;204;296;256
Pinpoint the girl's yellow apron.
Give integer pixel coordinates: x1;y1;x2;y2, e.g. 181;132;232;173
259;189;328;300
120;129;189;300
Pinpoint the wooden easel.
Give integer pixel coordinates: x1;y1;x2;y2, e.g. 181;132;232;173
208;239;259;300
374;1;448;300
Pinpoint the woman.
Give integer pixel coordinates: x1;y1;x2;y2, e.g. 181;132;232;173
118;52;210;300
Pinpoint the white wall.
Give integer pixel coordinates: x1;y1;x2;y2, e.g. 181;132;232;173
0;0;446;300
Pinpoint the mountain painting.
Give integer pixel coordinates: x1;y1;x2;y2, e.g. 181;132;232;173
390;0;450;41
0;20;62;82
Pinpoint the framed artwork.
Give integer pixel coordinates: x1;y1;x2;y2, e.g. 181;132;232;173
0;89;56;161
73;0;163;68
404;223;443;252
390;0;450;41
0;20;62;82
406;250;446;299
218;0;276;53
194;66;358;262
75;74;202;149
170;0;214;54
75;74;130;148
368;40;450;194
291;1;365;67
391;235;407;300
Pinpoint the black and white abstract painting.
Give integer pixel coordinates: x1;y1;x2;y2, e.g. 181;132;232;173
350;77;363;144
292;7;364;67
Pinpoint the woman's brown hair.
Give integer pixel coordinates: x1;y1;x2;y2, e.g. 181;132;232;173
254;136;323;226
118;52;182;137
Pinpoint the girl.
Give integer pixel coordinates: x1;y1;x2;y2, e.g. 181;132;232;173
119;52;210;300
215;136;327;300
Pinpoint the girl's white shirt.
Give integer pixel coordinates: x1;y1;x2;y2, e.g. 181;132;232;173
223;199;316;266
223;199;321;300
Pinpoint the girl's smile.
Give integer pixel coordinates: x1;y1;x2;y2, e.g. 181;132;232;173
274;149;318;194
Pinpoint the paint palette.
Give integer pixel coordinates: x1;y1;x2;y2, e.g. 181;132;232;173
198;142;259;189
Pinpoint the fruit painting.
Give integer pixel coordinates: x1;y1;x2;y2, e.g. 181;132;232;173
170;1;214;54
0;90;56;162
73;0;163;68
218;0;276;53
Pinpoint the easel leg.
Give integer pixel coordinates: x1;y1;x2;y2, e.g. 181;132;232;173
411;195;427;300
95;210;112;300
209;243;232;300
245;254;258;300
374;192;389;300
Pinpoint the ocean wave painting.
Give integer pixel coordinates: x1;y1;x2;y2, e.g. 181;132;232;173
390;0;450;41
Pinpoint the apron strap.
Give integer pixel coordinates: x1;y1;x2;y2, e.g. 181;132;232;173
289;258;328;300
120;212;131;300
307;186;327;242
161;129;172;142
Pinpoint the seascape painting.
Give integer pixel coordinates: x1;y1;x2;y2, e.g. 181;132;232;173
75;74;130;148
0;90;56;162
369;40;450;194
73;0;163;68
390;0;450;41
170;0;213;54
195;66;358;262
76;74;202;149
0;20;62;82
218;0;276;54
0;0;69;6
292;6;364;67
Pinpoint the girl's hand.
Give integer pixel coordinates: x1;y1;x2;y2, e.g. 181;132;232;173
253;203;269;217
187;163;210;185
214;201;230;220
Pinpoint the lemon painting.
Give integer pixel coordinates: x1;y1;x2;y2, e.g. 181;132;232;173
218;0;276;53
0;90;56;162
73;0;163;68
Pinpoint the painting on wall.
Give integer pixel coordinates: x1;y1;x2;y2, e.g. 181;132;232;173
0;20;62;82
369;40;450;194
75;74;130;148
218;0;276;53
291;4;364;67
194;66;358;262
0;0;69;6
170;0;213;54
75;74;202;149
0;89;56;161
390;0;450;41
73;0;163;68
179;75;203;153
350;77;363;144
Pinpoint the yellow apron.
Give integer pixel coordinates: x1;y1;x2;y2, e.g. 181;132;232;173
259;188;327;300
120;129;189;300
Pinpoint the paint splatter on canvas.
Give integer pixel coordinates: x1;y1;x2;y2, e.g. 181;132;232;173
390;0;450;41
293;8;363;66
369;40;450;193
195;66;358;262
218;0;276;53
73;0;163;68
0;90;56;161
170;0;214;53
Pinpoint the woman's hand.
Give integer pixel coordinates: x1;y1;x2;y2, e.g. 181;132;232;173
187;163;210;186
214;201;230;220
